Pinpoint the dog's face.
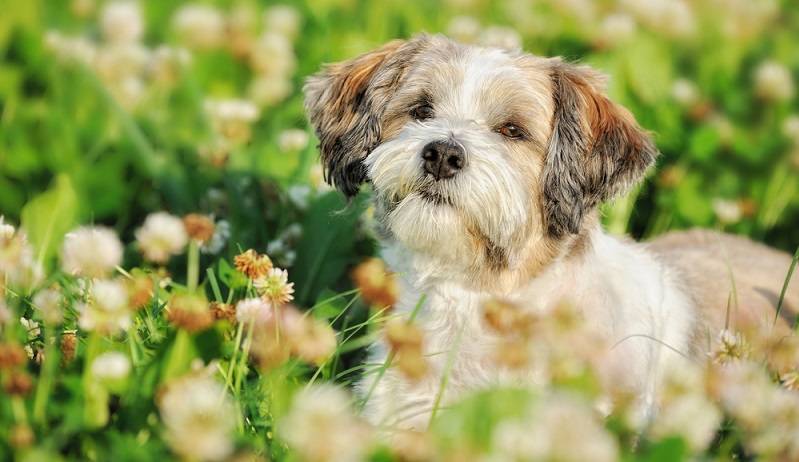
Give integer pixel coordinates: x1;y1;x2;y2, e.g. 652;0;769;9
305;35;657;282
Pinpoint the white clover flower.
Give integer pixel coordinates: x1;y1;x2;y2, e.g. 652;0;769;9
671;78;700;107
598;13;637;45
235;298;273;325
249;32;297;76
100;0;144;44
135;212;189;264
781;114;799;145
204;98;261;126
0;216;14;239
172;3;226;50
477;26;522;50
278;129;310;153
650;394;722;452
712;198;743;225
78;279;131;335
712;328;750;363
754;61;795;102
287;184;312;211
491;393;618;462
8;249;45;290
248;74;293;107
33;289;64;325
158;376;237;462
280;384;372;462
91;351;131;388
264;5;302;40
254;267;294;305
62;226;124;278
446;16;481;43
20;317;41;338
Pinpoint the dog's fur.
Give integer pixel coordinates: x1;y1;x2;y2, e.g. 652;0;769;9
304;34;799;430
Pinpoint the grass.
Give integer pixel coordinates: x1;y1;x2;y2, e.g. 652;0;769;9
1;0;798;460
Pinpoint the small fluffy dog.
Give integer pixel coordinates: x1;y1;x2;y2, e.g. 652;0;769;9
304;34;798;430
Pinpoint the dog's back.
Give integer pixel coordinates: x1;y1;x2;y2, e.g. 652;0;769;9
648;229;799;352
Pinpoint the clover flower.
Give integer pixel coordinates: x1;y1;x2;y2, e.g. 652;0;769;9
20;318;40;339
166;293;213;333
446;16;481;43
158;375;237;462
234;249;273;280
280;384;373;462
350;258;398;309
90;351;131;391
78;279;132;335
254;267;294;306
650;394;722;452
62;226;124;278
135;212;189;264
235;298;273;325
754;60;795;102
100;0;143;45
171;3;225;50
278;129;310;153
31;289;64;326
712;329;751;365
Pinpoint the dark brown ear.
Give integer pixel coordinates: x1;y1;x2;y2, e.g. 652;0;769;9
543;61;658;238
304;39;418;197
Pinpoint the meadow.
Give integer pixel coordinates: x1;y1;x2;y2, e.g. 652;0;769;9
1;0;798;460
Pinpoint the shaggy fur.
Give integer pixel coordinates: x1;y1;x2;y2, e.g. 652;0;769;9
304;34;799;431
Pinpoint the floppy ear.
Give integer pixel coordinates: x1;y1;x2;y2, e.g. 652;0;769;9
543;61;658;238
304;39;417;197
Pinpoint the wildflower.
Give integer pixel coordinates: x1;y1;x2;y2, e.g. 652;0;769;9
491;393;618;462
0;342;27;369
754;61;795;102
483;298;530;334
4;371;34;396
247;74;293;107
147;45;191;85
446;16;481;43
278;129;310;152
671;78;700;107
782;370;799;390
62;226;124;278
99;0;143;45
0;216;14;238
650;394;722;452
8;424;34;449
351;258;399;309
280;384;373;462
91;351;131;391
126;273;155;309
158;375;237;462
31;288;63;325
266;237;297;268
712;329;751;365
385;320;428;379
712;198;743;225
290;316;337;366
204;99;260;143
61;331;78;364
209;302;236;325
254;267;294;306
234;249;273;279
171;3;225;50
166;293;213;333
597;13;636;46
264;5;302;40
20;317;40;338
249;32;297;76
0;219;26;275
477;26;522;50
235;298;273;325
182;213;215;245
136;212;189;264
78;279;132;335
287;184;312;211
782;114;799;146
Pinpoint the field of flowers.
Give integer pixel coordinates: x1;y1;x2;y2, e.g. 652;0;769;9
1;0;798;460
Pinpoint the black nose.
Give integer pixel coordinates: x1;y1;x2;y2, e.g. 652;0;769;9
422;141;466;180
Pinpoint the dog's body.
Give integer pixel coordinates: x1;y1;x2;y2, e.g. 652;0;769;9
304;34;799;430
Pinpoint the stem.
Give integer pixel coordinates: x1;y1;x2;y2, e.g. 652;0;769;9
32;325;59;425
187;240;200;293
224;322;245;394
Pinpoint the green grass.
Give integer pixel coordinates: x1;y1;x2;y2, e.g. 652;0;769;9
1;0;798;460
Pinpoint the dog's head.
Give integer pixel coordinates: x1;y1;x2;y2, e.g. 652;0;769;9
305;35;657;277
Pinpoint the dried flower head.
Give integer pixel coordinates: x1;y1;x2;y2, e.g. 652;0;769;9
126;273;155;309
158;375;237;462
182;213;216;244
4;371;34;396
166;293;213;333
209;302;236;325
61;331;78;364
351;258;399;309
135;212;189;264
254;267;294;306
483;298;530;334
385;320;428;379
62;226;124;278
0;342;27;369
234;249;273;279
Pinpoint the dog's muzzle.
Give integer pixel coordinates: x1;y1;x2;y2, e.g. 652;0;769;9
422;141;466;180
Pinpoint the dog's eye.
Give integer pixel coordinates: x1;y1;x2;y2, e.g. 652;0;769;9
499;124;524;139
413;105;434;120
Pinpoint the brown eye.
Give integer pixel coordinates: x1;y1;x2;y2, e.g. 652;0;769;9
413;105;434;120
499;124;524;139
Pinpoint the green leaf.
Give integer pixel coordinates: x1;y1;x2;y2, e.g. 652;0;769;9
20;173;79;267
688;124;721;162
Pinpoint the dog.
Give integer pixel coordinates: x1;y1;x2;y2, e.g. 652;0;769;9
304;34;799;431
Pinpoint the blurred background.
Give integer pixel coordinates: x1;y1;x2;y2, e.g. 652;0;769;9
1;0;798;306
